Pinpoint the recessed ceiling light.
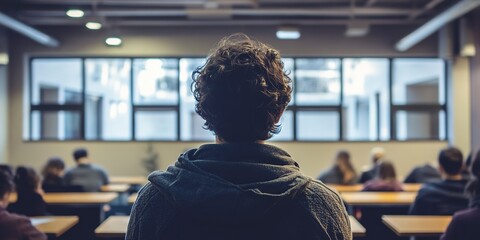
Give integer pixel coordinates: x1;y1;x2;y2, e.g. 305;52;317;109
105;37;122;46
276;27;301;40
86;22;102;30
66;9;84;18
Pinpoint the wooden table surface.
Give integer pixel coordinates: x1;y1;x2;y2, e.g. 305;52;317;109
382;215;452;237
101;184;130;192
349;216;366;237
94;216;365;238
328;184;422;192
95;216;130;238
31;216;79;237
9;192;119;205
340;192;417;206
110;176;147;185
128;193;137;204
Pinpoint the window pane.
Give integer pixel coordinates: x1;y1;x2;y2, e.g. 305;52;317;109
342;58;390;140
179;58;215;141
295;58;340;105
269;110;293;141
282;58;295;105
297;111;339;140
393;59;445;105
85;58;132;140
395;110;446;140
31;110;81;140
135;110;177;140
32;59;82;105
133;59;179;105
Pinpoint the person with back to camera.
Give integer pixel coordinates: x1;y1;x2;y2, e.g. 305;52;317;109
8;166;47;216
409;147;469;215
64;148;109;192
318;150;358;185
359;147;385;183
362;161;403;192
41;157;66;192
127;33;351;240
441;149;480;240
0;170;47;240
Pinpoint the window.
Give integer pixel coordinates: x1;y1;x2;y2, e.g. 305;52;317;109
391;59;446;140
85;58;132;140
28;57;447;141
342;58;390;141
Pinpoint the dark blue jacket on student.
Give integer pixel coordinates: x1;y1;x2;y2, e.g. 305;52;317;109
127;143;351;240
409;179;469;215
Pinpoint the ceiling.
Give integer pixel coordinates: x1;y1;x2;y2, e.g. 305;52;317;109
0;0;461;27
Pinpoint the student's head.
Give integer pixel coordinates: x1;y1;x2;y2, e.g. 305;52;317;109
466;150;480;197
42;157;65;178
14;166;41;194
73;148;89;164
376;161;397;182
335;150;355;172
370;147;385;164
193;33;292;143
438;147;464;177
0;164;13;178
0;170;14;208
465;153;472;171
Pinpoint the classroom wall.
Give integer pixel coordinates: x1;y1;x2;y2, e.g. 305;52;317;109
5;25;464;178
451;57;471;156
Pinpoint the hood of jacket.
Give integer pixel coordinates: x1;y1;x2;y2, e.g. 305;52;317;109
147;143;310;224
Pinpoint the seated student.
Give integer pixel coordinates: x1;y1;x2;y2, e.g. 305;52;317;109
441;150;480;240
41;157;66;192
409;147;469;215
403;163;441;183
363;161;403;192
318;150;357;185
461;153;473;180
127;34;351;240
0;170;47;240
64;148;109;192
359;147;385;183
8;167;47;216
0;164;13;177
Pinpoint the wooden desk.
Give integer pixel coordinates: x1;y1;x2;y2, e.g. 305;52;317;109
128;193;137;204
349;216;366;237
9;192;119;205
95;216;129;238
31;216;79;237
101;184;130;193
382;215;452;237
341;192;417;206
94;216;364;238
328;184;422;192
110;176;147;185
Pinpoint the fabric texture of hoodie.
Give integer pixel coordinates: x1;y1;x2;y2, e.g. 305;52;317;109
127;143;351;240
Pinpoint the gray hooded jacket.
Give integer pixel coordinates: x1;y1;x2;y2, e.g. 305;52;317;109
127;143;351;240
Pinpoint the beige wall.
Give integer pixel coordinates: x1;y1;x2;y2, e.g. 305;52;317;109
5;25;465;179
451;57;471;155
7;141;447;179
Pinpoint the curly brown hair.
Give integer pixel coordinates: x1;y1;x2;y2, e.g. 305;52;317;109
193;33;292;142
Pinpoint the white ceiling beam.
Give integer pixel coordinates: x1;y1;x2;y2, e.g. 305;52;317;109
396;0;480;52
0;12;58;47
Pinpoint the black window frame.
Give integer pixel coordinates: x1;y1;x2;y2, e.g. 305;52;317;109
27;56;448;142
